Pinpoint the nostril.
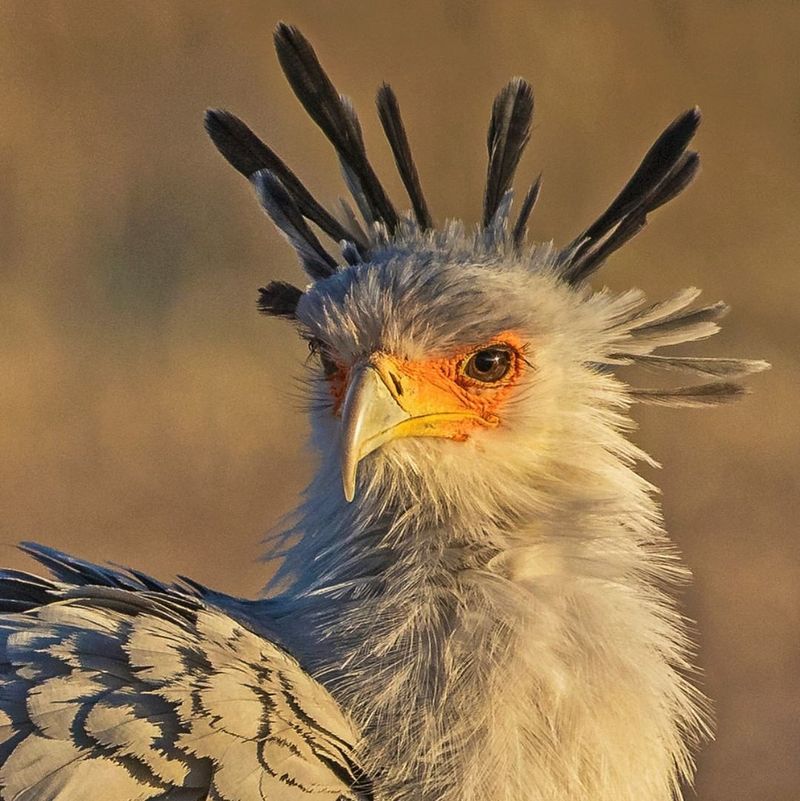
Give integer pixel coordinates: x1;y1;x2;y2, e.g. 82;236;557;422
389;372;403;396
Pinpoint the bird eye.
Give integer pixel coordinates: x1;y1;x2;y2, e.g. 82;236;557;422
463;346;514;382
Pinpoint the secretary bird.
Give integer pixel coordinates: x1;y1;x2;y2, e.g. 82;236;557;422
0;23;767;801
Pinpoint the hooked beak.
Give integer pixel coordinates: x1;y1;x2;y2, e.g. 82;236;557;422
339;354;484;501
340;362;411;502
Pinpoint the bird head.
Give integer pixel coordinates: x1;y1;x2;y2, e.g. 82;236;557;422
206;24;767;523
297;237;623;516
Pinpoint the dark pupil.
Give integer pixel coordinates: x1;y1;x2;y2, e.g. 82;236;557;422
467;348;511;381
474;351;501;373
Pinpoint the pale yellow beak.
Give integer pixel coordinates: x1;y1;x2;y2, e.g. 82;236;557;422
340;362;411;502
339;354;485;501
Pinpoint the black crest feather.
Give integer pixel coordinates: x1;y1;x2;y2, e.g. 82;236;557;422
562;107;701;283
252;170;337;281
273;23;399;232
630;382;748;407
204;109;362;250
205;25;709;320
512;173;542;248
614;354;769;379
257;280;304;319
484;78;534;227
376;84;433;230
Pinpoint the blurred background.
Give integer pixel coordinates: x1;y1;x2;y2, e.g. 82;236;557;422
0;2;797;798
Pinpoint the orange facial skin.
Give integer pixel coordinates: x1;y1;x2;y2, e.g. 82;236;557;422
327;332;528;441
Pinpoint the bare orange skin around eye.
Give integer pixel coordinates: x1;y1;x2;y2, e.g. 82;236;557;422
328;332;527;438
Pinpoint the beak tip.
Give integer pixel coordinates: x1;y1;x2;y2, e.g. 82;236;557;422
342;464;357;503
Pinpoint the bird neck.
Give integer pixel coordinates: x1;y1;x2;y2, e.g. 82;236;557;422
268;449;704;801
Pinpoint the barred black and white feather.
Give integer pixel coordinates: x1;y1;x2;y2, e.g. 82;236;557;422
0;545;370;801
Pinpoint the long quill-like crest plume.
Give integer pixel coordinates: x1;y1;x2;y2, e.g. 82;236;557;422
0;23;768;801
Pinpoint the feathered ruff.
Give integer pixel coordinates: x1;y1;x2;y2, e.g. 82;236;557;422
268;359;710;801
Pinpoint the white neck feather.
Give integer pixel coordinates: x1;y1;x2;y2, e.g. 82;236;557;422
269;409;707;801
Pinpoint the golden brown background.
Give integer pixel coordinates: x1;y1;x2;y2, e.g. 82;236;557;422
0;2;797;798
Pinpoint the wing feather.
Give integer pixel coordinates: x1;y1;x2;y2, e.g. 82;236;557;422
0;547;370;801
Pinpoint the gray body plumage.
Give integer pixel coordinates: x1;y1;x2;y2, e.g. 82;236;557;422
0;23;767;801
